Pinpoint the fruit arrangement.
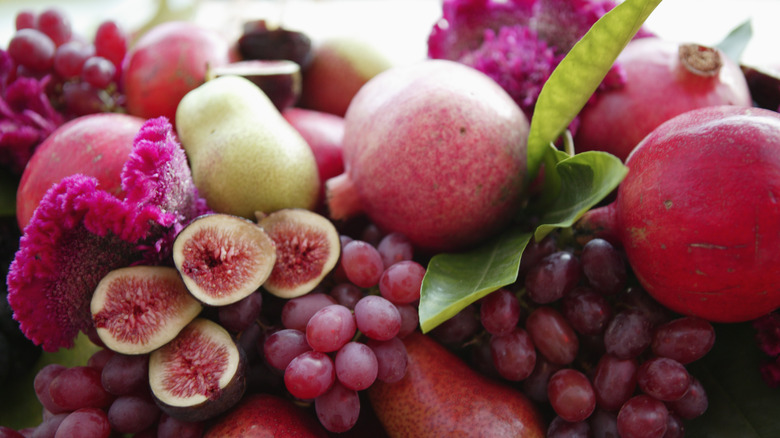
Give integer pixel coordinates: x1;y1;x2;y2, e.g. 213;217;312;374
2;1;780;437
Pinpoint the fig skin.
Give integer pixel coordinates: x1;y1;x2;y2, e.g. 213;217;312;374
91;266;203;355
367;332;545;437
203;393;328;438
258;209;341;299
149;318;247;423
173;213;277;307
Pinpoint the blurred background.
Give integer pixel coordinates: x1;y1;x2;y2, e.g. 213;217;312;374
0;0;779;68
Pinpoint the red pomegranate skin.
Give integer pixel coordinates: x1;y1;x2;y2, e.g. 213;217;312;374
614;105;780;322
336;59;529;253
16;113;145;229
122;21;230;125
575;37;752;162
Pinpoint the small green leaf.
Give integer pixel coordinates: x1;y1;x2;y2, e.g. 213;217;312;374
419;227;532;333
527;0;663;179
716;19;753;63
534;151;627;241
686;323;780;437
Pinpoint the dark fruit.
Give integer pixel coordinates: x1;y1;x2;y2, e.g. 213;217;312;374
91;266;202;355
237;20;313;68
258;209;340;298
173;213;277;307
148;318;246;423
208;60;302;111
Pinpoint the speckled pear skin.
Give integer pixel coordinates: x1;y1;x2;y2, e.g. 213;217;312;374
367;332;546;438
175;75;320;219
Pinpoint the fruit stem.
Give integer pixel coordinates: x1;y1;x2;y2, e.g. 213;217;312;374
678;43;722;77
325;172;364;220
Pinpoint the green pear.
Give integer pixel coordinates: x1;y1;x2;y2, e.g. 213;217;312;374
176;75;320;218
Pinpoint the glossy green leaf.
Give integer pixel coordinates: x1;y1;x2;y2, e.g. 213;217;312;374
686;323;780;437
534;150;627;241
716;19;753;63
418;149;627;332
527;0;662;180
419;227;532;333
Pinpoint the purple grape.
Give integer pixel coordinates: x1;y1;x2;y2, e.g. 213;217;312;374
377;232;414;268
263;328;312;371
306;304;356;353
101;352;149;396
340;240;384;288
315;381;360;433
580;238;627;296
547;368;596;423
561;286;612;336
651;316;715;364
526;306;579;365
636;357;691;402
284;350;335;400
366;337;408;383
281;293;337;331
329;283;363;309
489;327;536;381
616;395;669;438
525;250;581;304
52;408;110;438
354;295;401;341
592;354;638;412
106;395;161;434
604;309;653;359
379;260;425;304
480;288;521;336
334;341;378;391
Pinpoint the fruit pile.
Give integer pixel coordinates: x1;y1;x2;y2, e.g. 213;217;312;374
2;0;780;437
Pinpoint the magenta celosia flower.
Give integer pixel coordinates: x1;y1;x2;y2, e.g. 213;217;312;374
6;117;209;352
459;25;563;119
0;49;64;174
760;357;780;389
428;0;651;122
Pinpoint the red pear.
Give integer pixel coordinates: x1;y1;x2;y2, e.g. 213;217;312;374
203;393;328;438
367;332;546;437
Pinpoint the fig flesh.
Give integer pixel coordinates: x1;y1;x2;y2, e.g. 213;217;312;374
173;213;277;307
91;266;202;355
149;318;246;423
257;209;340;298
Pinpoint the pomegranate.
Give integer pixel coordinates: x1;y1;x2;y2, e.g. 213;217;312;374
578;105;780;322
574;37;752;161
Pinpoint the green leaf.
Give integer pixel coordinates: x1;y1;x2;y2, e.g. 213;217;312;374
534;151;627;241
686;322;780;437
527;0;663;179
419;227;532;333
716;19;753;63
418;150;627;332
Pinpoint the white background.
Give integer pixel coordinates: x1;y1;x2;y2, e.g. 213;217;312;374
0;0;778;68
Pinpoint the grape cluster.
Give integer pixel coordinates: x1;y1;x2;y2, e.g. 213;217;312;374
6;7;127;118
24;348;203;438
433;234;714;438
261;230;422;433
14;226;420;437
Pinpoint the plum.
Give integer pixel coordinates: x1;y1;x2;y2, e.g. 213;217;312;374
326;59;529;253
578;105;780;322
574;38;751;161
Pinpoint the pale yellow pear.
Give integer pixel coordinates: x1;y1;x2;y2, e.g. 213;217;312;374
176;75;320;218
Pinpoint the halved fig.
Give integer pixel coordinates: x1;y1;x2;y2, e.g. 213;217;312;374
258;208;340;298
149;318;246;422
173;213;277;307
208;60;302;111
91;266;203;355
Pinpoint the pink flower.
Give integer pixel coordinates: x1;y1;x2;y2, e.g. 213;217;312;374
6;117;209;352
428;0;651;122
0;49;64;174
